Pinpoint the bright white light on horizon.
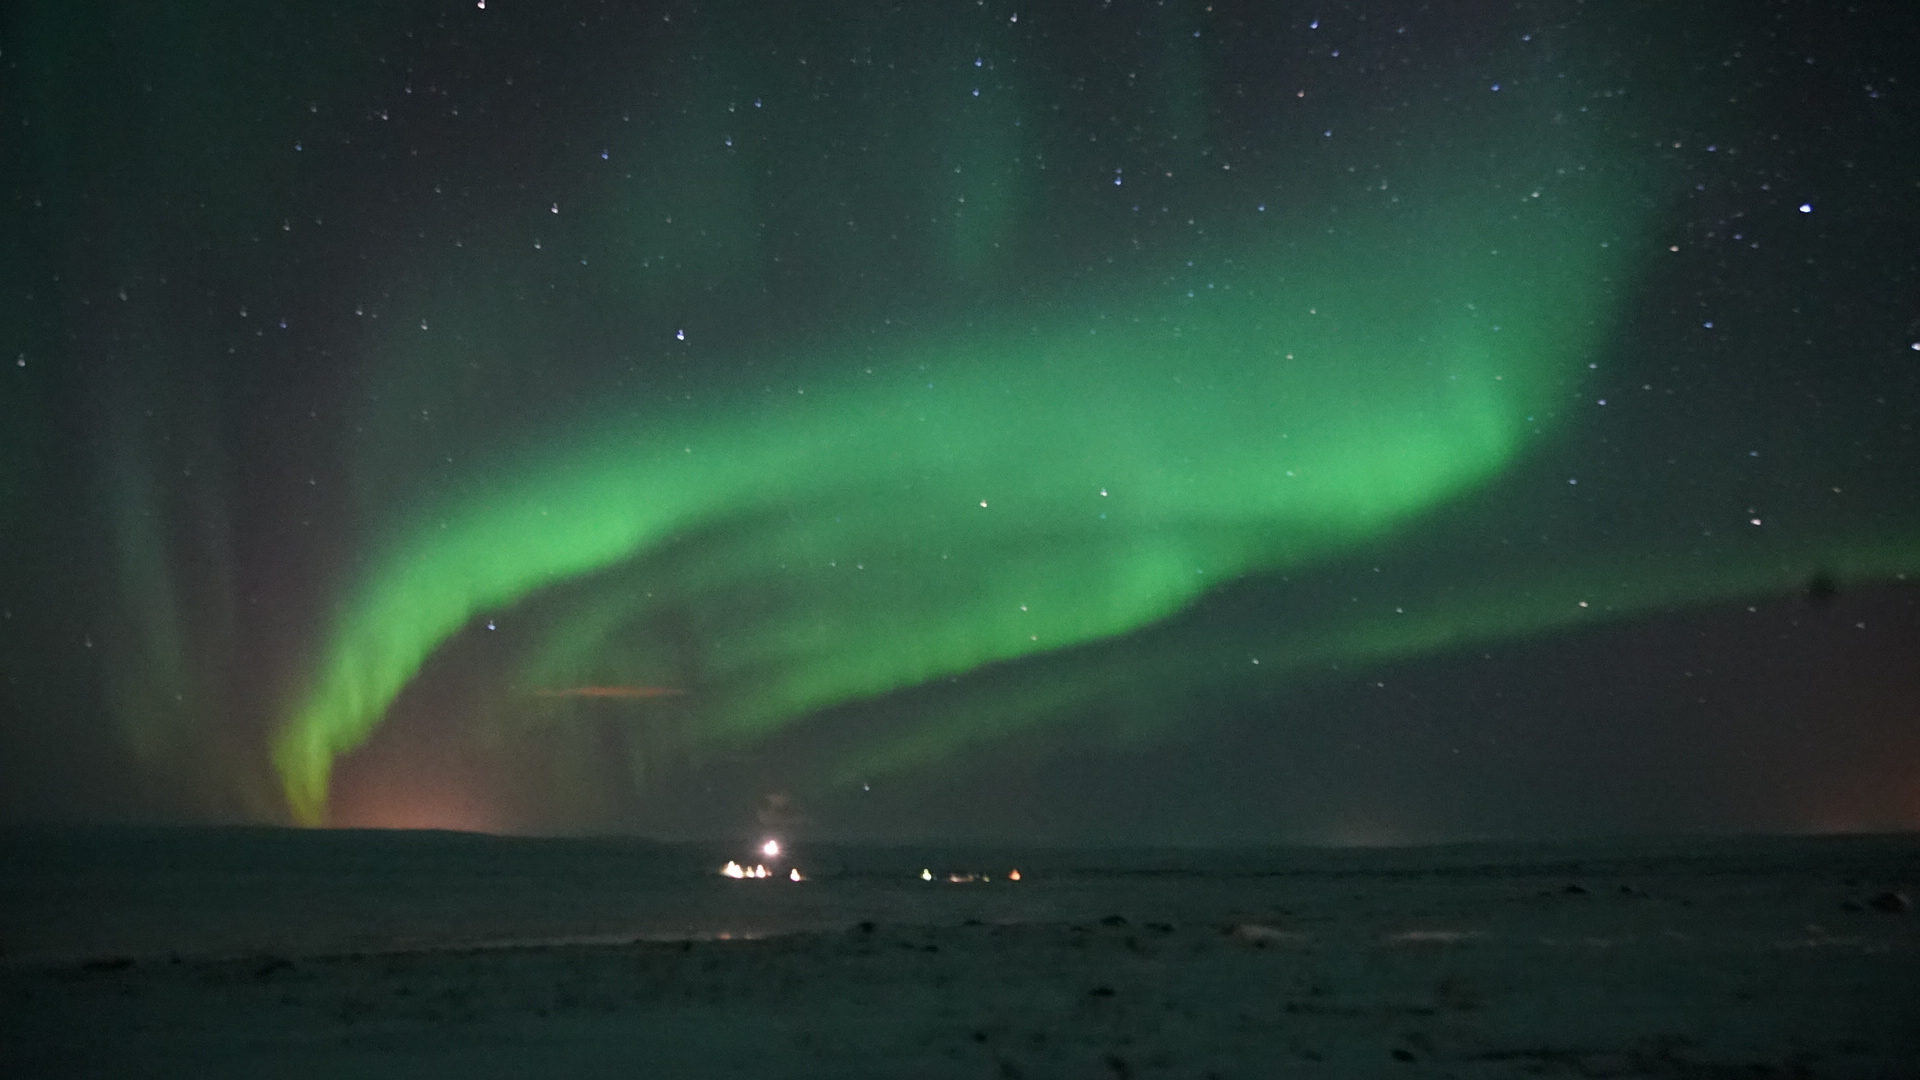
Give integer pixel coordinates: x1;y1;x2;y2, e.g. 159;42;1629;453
762;839;781;858
789;867;803;882
914;867;1025;882
721;861;745;879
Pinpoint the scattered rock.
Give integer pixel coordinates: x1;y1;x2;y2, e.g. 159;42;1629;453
1866;890;1910;914
1392;1047;1417;1062
1287;1038;1325;1062
1562;883;1589;896
1088;986;1116;998
1230;923;1308;945
80;955;133;973
1101;914;1128;927
1434;975;1480;1011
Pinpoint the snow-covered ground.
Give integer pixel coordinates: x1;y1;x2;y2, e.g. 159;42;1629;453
2;828;1915;1077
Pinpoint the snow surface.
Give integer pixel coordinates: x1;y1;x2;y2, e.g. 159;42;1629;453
2;828;1915;1077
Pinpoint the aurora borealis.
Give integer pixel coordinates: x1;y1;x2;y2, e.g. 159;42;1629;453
3;2;1917;839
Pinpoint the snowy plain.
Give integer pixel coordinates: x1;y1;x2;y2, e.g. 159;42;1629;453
2;827;1915;1078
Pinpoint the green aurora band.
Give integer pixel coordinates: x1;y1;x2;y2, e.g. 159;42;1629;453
4;3;1917;832
237;5;1920;827
276;182;1640;822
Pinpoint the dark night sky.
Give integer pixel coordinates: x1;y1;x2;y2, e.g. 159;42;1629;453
1;1;1916;841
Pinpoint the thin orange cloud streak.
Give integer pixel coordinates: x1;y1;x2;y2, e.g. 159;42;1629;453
527;686;687;699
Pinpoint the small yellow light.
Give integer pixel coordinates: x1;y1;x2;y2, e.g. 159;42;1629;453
921;868;933;881
1008;869;1021;881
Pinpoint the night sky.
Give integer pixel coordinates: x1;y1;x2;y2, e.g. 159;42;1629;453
2;1;1916;841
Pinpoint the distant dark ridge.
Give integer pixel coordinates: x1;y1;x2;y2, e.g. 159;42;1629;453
0;822;708;878
3;823;1914;880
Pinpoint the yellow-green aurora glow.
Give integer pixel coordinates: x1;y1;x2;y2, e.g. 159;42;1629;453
9;2;1915;831
274;164;1641;822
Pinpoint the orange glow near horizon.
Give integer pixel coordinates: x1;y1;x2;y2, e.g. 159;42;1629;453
327;787;505;833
